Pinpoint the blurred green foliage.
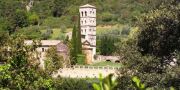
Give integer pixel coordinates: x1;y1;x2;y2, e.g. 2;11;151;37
93;74;118;90
77;54;86;65
0;0;168;34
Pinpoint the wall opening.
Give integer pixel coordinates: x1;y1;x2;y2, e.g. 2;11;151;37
81;35;85;39
81;12;84;17
106;60;111;62
115;60;120;63
42;48;45;52
85;11;87;16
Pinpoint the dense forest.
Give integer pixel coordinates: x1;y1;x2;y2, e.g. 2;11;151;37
0;0;174;34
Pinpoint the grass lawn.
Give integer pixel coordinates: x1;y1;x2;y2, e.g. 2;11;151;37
89;61;123;68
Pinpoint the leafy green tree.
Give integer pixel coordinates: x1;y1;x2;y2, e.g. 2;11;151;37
137;3;180;73
99;35;117;55
0;34;54;89
115;2;180;89
15;26;42;39
31;0;53;25
0;18;11;32
45;46;63;74
41;27;52;40
14;9;29;28
28;12;39;25
52;0;68;17
0;32;9;62
101;12;113;22
0;0;25;33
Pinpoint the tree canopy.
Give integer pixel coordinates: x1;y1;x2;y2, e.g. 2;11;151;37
137;4;180;58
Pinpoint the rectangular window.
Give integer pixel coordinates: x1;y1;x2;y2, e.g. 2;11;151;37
81;35;85;39
42;48;44;52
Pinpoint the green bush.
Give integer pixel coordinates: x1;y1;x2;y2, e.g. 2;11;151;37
93;74;118;90
121;25;131;35
55;78;92;90
16;26;42;39
41;27;53;40
28;12;39;25
56;33;66;40
77;54;86;65
101;12;114;22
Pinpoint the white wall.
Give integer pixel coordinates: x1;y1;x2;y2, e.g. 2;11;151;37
79;8;96;17
80;5;97;61
80;18;96;26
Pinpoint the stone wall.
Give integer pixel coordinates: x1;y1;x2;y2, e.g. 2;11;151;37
82;48;93;64
94;55;121;63
53;65;119;78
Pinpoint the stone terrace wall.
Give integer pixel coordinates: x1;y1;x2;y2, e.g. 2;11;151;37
94;55;121;63
53;65;120;78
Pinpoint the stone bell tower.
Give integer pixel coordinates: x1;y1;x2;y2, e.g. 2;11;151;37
79;4;96;64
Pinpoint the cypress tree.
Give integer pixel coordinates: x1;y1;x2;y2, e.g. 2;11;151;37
76;14;82;54
70;15;83;64
71;24;77;64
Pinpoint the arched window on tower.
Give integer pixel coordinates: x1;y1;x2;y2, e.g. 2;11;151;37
81;12;83;17
81;29;83;33
85;11;87;16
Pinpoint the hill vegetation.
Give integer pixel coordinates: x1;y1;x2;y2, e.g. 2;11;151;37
0;0;171;37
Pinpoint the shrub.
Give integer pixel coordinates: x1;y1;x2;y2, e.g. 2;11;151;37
28;12;39;25
77;54;86;65
16;26;42;39
55;78;91;90
101;12;114;22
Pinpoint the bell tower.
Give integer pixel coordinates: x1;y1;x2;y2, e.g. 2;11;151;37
79;4;96;63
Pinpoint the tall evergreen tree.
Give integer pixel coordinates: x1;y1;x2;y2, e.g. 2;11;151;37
76;15;82;54
71;24;77;64
70;14;83;64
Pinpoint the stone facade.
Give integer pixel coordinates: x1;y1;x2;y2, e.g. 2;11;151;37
56;42;70;66
82;41;93;64
95;55;121;63
24;40;69;68
79;4;96;64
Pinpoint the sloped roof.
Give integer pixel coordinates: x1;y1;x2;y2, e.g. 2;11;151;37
56;42;68;52
24;40;61;46
82;40;91;45
80;4;96;8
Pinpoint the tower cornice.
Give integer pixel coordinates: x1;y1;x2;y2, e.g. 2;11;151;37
80;4;96;9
